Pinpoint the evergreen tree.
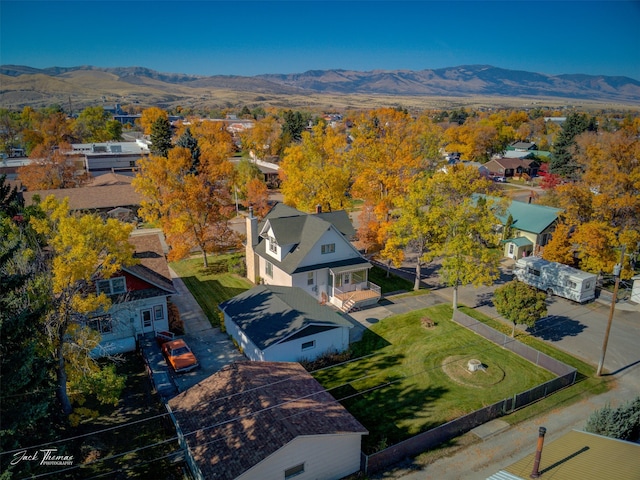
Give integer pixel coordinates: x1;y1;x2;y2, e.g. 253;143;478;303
149;116;172;157
550;112;597;180
0;174;22;217
585;397;640;442
0;209;55;459
281;110;307;143
176;127;201;173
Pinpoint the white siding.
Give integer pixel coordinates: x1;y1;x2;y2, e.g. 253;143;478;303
297;228;360;269
259;257;292;286
291;268;330;301
225;314;263;361
102;296;170;342
263;326;349;362
237;434;363;480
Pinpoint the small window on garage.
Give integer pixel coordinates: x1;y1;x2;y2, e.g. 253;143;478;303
301;340;315;351
284;463;304;479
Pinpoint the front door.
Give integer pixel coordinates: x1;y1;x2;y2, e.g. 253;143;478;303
140;308;154;334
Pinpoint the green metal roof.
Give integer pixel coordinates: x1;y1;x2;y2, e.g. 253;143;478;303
503;237;533;247
500;200;562;234
219;285;352;350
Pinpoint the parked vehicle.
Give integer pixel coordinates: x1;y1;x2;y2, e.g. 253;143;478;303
493;176;507;183
162;338;199;373
513;256;597;303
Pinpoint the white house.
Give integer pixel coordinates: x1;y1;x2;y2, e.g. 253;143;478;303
246;203;380;312
220;285;353;362
90;233;175;356
167;362;368;480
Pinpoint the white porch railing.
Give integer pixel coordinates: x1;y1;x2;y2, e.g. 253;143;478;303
334;281;381;298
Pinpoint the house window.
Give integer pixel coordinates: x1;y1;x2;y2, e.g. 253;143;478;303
96;277;126;295
265;261;273;278
301;340;315;351
269;235;278;254
321;243;335;254
307;272;314;285
285;464;305;479
154;305;164;321
88;315;113;334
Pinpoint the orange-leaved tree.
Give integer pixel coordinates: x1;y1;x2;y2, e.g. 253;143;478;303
134;135;240;267
347;108;438;253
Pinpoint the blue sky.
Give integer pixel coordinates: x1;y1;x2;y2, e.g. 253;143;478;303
2;1;639;80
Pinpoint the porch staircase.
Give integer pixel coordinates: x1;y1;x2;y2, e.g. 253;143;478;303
342;297;358;313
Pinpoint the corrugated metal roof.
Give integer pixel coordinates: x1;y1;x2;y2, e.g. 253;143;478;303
503;430;640;480
486;471;524;480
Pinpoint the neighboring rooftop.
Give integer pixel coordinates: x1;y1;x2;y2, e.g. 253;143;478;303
488;429;640;480
220;285;352;350
168;361;367;480
22;175;142;211
125;233;175;294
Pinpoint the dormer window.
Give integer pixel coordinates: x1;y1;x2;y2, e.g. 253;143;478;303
268;235;278;254
96;277;126;295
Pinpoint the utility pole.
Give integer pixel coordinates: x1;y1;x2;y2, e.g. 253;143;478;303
596;245;626;377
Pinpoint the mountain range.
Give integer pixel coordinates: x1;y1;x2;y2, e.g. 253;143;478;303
2;64;639;110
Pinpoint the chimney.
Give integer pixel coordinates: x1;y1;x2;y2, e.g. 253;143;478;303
530;426;547;478
245;207;259;283
316;204;322;214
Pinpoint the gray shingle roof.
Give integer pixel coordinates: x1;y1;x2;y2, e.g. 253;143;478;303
168;361;368;480
256;203;361;274
220;285;352;350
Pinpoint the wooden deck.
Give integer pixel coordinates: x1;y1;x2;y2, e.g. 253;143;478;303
335;289;380;303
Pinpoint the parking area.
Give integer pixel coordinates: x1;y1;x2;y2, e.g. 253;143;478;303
171;328;245;393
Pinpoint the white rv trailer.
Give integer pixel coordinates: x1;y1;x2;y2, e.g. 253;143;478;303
513;256;597;303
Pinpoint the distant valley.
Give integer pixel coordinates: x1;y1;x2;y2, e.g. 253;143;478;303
1;64;639;111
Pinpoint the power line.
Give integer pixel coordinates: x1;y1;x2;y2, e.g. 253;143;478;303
6;298;595;479
5;298;589;459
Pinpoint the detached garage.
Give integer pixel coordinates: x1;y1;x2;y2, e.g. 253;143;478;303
220;285;353;362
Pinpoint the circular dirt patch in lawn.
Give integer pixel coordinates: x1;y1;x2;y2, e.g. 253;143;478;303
441;355;505;388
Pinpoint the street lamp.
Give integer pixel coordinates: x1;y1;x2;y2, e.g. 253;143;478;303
596;245;626;377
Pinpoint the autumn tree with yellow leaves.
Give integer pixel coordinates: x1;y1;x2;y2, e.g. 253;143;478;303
30;196;135;415
280;121;351;212
402;165;504;307
545;129;640;277
346;109;443;252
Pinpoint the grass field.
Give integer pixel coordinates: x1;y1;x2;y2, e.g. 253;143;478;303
170;253;252;327
457;306;610;426
312;303;556;452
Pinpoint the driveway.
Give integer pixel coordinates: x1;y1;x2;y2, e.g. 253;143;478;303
167;267;245;393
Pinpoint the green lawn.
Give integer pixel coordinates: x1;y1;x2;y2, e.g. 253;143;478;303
369;265;415;294
458;306;610;425
312;303;556;452
170;253;252;327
